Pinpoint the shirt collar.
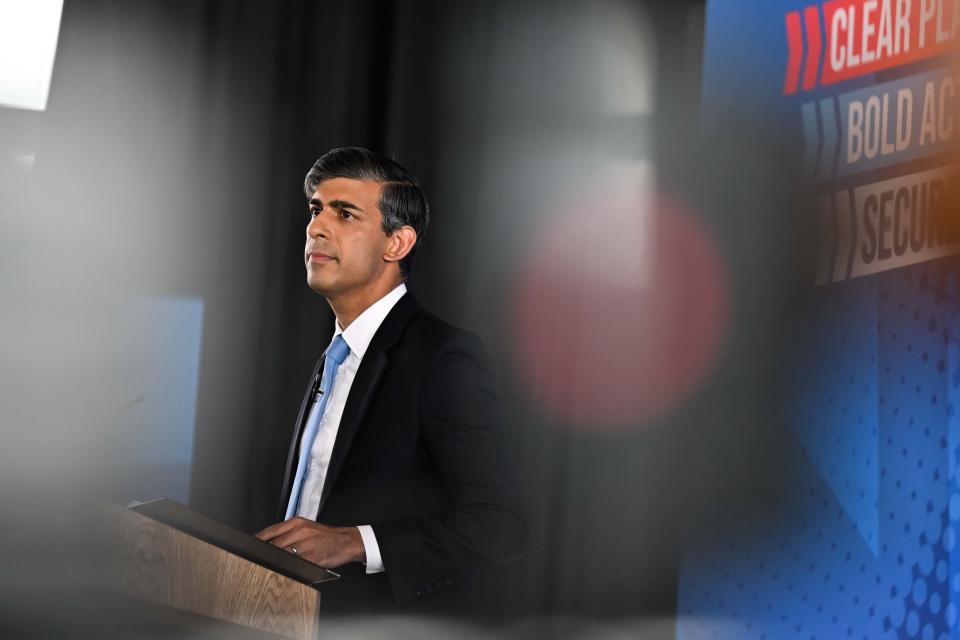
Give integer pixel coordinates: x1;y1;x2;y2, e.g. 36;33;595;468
333;282;407;360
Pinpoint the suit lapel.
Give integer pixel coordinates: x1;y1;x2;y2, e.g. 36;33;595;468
277;355;324;521
316;351;388;513
316;292;420;515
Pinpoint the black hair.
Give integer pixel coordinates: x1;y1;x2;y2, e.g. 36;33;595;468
304;147;429;280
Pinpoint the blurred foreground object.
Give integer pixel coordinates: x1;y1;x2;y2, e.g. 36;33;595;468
513;189;729;429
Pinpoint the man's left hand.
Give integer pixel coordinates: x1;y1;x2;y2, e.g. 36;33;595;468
255;517;365;568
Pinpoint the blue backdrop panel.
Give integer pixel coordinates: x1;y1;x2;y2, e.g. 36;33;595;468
678;264;960;638
687;0;960;636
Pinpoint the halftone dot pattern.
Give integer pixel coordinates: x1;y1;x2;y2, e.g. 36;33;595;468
947;270;960;640
789;276;879;552
677;263;959;640
880;265;951;640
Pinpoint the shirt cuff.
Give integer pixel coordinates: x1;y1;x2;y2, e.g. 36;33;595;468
356;525;385;574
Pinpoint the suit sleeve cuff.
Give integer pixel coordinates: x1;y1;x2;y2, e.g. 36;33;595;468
357;525;385;574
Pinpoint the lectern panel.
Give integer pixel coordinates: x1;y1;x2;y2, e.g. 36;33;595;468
110;505;320;640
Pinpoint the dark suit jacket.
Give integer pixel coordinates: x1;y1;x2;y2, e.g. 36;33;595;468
276;291;527;615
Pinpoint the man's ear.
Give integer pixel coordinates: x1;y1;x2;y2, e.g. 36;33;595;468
383;226;417;265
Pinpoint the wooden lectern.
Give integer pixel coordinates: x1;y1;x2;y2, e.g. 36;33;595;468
108;503;323;639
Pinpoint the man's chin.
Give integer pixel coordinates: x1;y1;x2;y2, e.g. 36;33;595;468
306;275;334;296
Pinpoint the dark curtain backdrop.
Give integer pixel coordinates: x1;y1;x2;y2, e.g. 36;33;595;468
1;0;805;626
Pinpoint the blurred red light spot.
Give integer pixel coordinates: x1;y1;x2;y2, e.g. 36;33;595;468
511;193;729;430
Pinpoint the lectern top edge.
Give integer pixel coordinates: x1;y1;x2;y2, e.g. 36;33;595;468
129;497;339;588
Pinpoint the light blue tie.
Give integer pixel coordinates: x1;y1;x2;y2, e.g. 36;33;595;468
285;334;351;519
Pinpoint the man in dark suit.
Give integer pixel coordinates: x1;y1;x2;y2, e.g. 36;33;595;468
256;147;527;615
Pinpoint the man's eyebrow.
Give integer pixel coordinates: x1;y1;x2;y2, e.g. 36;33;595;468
307;197;364;212
328;199;363;212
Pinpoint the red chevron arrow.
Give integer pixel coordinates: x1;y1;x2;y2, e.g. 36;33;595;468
802;6;822;91
784;10;803;95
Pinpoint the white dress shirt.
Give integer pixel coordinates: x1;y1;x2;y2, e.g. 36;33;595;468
294;282;407;574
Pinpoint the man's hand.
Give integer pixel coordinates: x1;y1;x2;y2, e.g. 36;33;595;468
255;518;365;568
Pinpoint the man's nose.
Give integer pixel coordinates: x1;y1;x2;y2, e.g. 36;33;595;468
306;209;329;239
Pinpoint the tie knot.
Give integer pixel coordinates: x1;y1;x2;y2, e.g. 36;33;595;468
325;334;350;365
